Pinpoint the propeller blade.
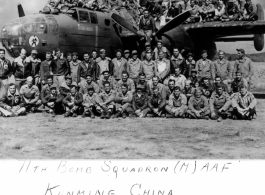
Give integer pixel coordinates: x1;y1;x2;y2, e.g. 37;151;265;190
18;4;25;17
155;10;192;36
111;13;138;35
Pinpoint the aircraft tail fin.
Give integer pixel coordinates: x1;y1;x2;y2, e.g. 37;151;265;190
18;4;25;17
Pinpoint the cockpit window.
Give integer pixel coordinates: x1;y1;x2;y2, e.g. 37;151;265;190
78;10;90;23
90;12;98;24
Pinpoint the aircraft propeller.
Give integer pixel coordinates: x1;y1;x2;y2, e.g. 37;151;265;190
18;4;25;17
111;10;192;38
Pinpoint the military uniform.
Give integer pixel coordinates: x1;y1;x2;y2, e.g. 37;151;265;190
0;58;12;94
155;58;170;81
98;76;117;91
27;56;41;86
222;3;240;21
195;58;214;81
97;89;116;118
165;74;186;90
201;82;214;99
170;54;186;75
233;56;253;85
79;59;96;86
231;91;257;119
96;57;114;80
112;57;128;81
42;0;60;14
0;89;26;116
59;81;72;98
165;93;188;117
142;60;156;81
187;95;210;119
148;83;166;98
42;89;63;115
184;59;196;79
138;15;156;42
199;3;215;21
13;56;31;90
79;81;100;94
114;91;133;113
231;77;248;93
209;91;232;119
129;92;149;117
142;92;166;117
63;91;83;116
82;92;101;117
20;84;41;112
115;78;135;94
243;2;258;21
183;86;195;101
127;58;143;83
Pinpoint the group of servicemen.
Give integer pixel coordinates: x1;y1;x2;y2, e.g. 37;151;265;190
0;42;257;121
42;0;258;42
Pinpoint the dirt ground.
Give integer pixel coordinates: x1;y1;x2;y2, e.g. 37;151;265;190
0;99;264;159
0;61;264;159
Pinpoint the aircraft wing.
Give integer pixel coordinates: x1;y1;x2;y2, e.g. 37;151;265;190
182;20;265;39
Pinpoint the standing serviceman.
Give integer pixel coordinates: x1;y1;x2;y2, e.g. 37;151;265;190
0;49;12;97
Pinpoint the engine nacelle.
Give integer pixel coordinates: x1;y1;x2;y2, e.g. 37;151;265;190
254;4;264;51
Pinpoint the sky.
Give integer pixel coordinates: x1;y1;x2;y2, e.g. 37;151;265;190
0;0;265;54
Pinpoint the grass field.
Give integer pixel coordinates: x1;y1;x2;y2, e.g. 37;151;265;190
0;99;264;159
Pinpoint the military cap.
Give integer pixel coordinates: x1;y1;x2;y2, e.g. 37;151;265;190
86;73;93;77
87;86;95;91
71;82;77;87
145;42;151;46
157;39;162;43
31;50;38;54
132;50;138;55
136;84;144;90
191;69;197;73
65;75;72;80
172;0;176;2
124;50;130;54
50;84;57;89
228;0;234;2
101;70;110;75
236;48;245;54
100;49;106;54
187;52;194;57
72;52;78;56
201;50;207;55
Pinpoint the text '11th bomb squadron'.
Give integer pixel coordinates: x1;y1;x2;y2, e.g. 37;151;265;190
18;161;233;176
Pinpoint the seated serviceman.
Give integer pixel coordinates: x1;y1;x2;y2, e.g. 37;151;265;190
165;86;188;118
188;69;199;88
242;0;258;21
142;52;156;84
231;85;257;120
199;0;215;22
113;84;133;119
201;77;214;99
155;51;170;83
69;52;81;84
115;71;135;93
127;50;143;84
184;0;200;23
59;75;73;99
82;86;100;119
112;50;128;82
97;82;116;119
142;86;166;117
42;0;60;14
187;87;210;119
213;50;232;91
165;67;186;89
41;75;55;100
138;9;156;43
128;84;149;118
20;76;41;113
0;83;26;117
183;80;195;101
135;73;149;94
42;84;63;117
167;0;181;20
231;71;248;94
221;0;240;21
148;76;166;98
98;70;117;91
195;50;215;83
79;73;100;94
63;84;83;117
210;84;232;122
214;0;226;21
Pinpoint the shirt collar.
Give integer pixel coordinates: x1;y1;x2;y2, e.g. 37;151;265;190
7;89;19;97
171;54;183;60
